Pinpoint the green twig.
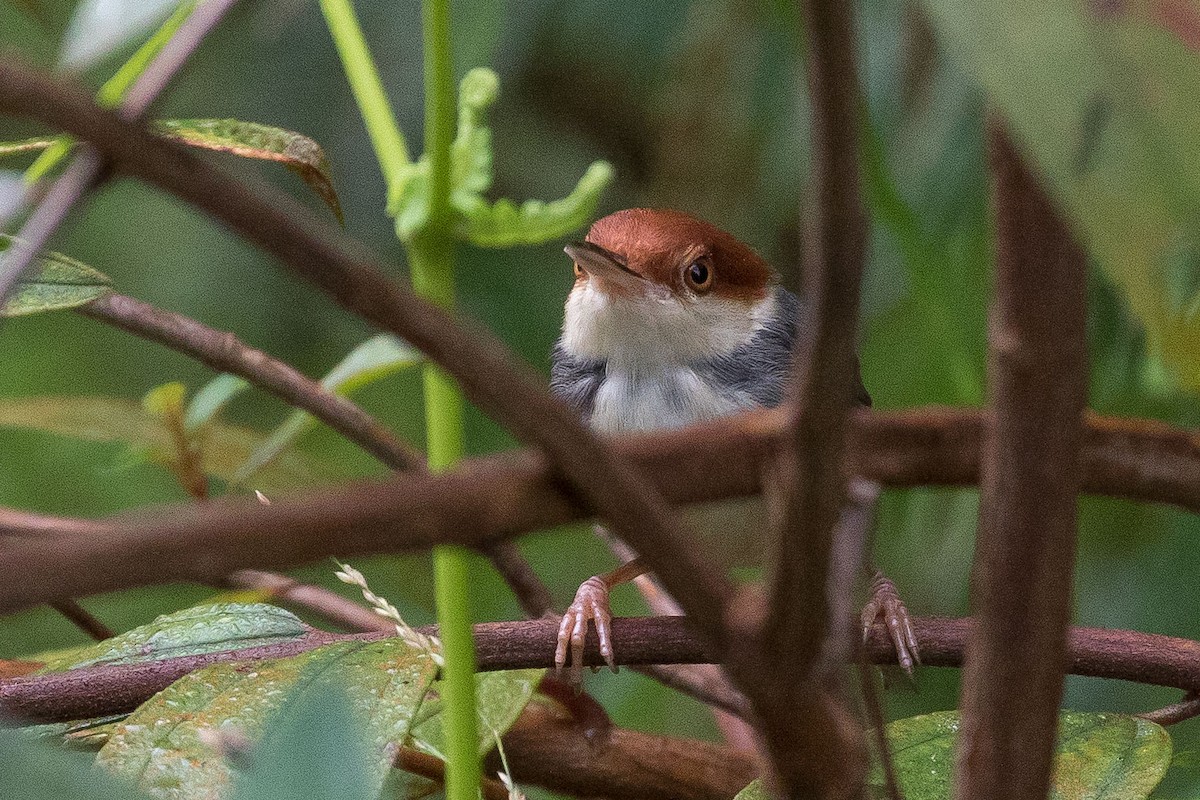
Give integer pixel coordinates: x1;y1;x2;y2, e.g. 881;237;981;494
24;1;197;184
320;1;480;797
318;0;411;185
417;3;481;800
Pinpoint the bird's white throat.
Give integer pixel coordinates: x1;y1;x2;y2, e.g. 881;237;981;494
562;281;776;368
560;283;778;432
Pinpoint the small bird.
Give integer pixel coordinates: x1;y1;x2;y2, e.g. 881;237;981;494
549;209;904;678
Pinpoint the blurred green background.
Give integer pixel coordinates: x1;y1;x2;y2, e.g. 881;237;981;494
1;0;1199;788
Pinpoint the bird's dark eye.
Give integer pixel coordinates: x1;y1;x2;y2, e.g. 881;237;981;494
685;260;713;291
573;262;586;279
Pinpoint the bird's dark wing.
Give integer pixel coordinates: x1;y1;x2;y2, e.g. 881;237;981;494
549;340;606;419
703;287;871;408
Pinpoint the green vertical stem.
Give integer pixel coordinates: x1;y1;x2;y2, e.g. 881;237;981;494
416;4;482;800
321;1;480;794
318;0;411;185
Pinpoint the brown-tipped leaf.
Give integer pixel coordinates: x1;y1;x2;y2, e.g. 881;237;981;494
155;119;344;223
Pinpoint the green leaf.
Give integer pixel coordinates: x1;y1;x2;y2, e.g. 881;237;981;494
733;779;769;800
409;669;544;760
0;136;56;159
232;334;422;485
0;728;151;800
36;604;310;674
97;638;440;799
230;683;377;800
1053;713;1173;800
868;710;1172;800
918;0;1200;392
452;67;501;198
155;119;344;223
456;160;614;248
388;68;614;245
0;235;113;317
142;381;187;419
184;374;249;432
0;395;338;491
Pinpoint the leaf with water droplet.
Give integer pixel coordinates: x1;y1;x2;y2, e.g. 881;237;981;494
97;638;438;799
37;604;310;673
865;710;1171;800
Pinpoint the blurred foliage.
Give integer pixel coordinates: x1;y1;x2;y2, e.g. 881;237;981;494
2;0;1200;795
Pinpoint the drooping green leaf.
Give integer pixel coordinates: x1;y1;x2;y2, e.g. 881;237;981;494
97;638;440;799
0;235;113;317
0;395;338;491
232;334;422;485
230;684;377;800
867;710;1172;800
0;136;56;159
456;161;614;248
918;0;1200;391
184;374;250;432
1053;712;1173;800
37;604;310;674
155;119;344;223
0;728;151;800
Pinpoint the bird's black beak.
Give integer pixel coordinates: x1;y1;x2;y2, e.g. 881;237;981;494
564;241;644;291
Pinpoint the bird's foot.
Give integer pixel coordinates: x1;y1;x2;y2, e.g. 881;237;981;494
555;575;617;685
861;570;920;676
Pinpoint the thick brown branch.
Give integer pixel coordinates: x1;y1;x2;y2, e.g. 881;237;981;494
953;126;1089;800
81;293;549;617
741;0;871;791
0;58;736;655
0;408;1197;614
489;700;759;800
5;616;1200;726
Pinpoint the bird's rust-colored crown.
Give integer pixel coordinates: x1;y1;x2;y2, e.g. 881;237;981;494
583;209;774;301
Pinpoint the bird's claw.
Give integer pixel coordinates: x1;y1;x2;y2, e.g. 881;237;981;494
861;571;920;677
555;576;617;684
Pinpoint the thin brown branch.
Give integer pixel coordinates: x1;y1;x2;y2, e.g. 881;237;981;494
81;292;549;617
117;0;242;119
396;747;509;800
737;0;870;792
0;407;1196;614
952;125;1089;800
49;599;113;642
858;662;903;800
0;58;736;655
6;615;1200;727
222;570;393;633
488;700;759;800
79;293;423;470
1138;691;1200;726
0;150;104;307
